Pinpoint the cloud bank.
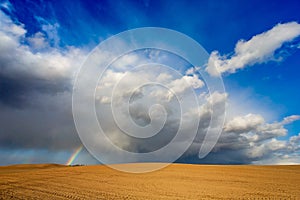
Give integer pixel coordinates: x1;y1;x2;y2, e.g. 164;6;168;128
0;9;87;153
0;7;299;165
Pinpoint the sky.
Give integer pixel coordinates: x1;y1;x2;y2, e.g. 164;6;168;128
0;0;300;166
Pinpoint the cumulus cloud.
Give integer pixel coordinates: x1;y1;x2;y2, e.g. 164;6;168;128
225;114;300;142
93;59;206;157
170;75;204;92
206;22;300;76
201;113;300;163
27;32;49;49
224;114;265;133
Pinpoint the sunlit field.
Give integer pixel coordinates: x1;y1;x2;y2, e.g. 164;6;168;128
1;163;299;199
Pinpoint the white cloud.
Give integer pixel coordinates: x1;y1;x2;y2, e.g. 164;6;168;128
206;91;228;106
27;32;49;49
207;113;300;163
250;133;300;164
185;66;201;75
156;73;173;82
281;115;300;125
96;66;205;104
166;74;204;100
112;54;140;70
224;114;264;133
224;114;300;141
206;22;300;76
0;11;26;37
247;138;286;159
0;11;86;82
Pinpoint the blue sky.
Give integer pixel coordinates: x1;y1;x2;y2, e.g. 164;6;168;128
0;0;300;165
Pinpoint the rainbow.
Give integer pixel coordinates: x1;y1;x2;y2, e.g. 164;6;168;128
66;145;83;165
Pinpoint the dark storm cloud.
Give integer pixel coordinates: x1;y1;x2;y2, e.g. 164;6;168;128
0;92;81;150
180;113;300;164
0;72;71;107
0;9;86;152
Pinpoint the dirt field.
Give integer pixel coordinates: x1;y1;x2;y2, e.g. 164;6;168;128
0;163;299;199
